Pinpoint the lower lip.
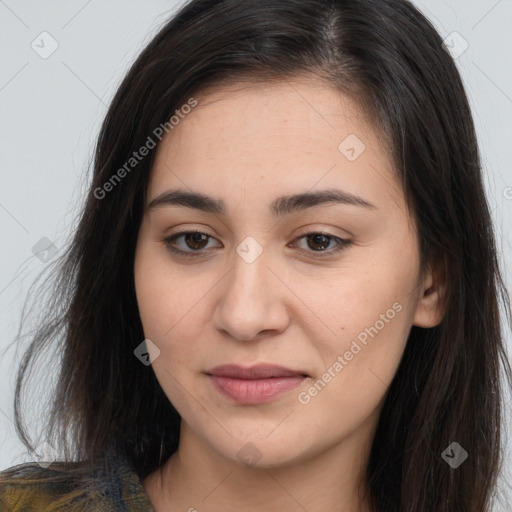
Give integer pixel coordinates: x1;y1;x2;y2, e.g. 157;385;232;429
208;375;306;404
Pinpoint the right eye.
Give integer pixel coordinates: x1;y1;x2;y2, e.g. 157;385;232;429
163;230;221;258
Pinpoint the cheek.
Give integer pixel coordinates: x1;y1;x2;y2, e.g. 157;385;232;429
134;256;200;408
291;251;416;341
134;243;215;384
135;239;194;339
296;297;412;442
135;269;213;430
292;243;418;394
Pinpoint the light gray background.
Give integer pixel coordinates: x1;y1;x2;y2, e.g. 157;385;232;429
1;0;511;509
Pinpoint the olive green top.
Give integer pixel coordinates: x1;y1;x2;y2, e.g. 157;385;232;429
0;448;156;511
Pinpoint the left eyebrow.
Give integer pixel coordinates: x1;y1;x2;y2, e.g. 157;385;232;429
147;188;376;216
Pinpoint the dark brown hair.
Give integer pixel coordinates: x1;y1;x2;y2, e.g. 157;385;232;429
4;0;512;510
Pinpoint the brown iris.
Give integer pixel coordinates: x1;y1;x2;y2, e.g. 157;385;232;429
305;234;331;251
184;232;209;250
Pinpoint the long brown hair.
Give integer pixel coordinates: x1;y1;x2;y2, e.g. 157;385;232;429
5;0;512;510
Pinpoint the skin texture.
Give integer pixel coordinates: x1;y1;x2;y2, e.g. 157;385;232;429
135;77;445;512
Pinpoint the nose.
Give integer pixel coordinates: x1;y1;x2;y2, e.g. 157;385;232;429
212;248;291;342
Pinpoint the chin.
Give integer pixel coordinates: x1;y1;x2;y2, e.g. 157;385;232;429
211;431;311;470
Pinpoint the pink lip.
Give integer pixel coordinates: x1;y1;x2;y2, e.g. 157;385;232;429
206;364;308;404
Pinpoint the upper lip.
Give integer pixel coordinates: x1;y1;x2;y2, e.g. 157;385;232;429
206;364;308;379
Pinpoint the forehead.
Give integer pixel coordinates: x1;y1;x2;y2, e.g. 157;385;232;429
148;78;403;215
163;78;374;152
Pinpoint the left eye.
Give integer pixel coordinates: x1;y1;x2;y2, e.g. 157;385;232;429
163;230;352;258
293;232;348;253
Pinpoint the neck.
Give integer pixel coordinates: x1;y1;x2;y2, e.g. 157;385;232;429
143;421;375;512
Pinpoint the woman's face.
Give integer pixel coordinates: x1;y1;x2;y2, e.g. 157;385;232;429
134;77;442;468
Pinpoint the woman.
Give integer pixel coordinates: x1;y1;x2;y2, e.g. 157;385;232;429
1;0;510;510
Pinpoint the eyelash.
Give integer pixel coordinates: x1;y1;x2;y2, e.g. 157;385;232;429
162;229;352;259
